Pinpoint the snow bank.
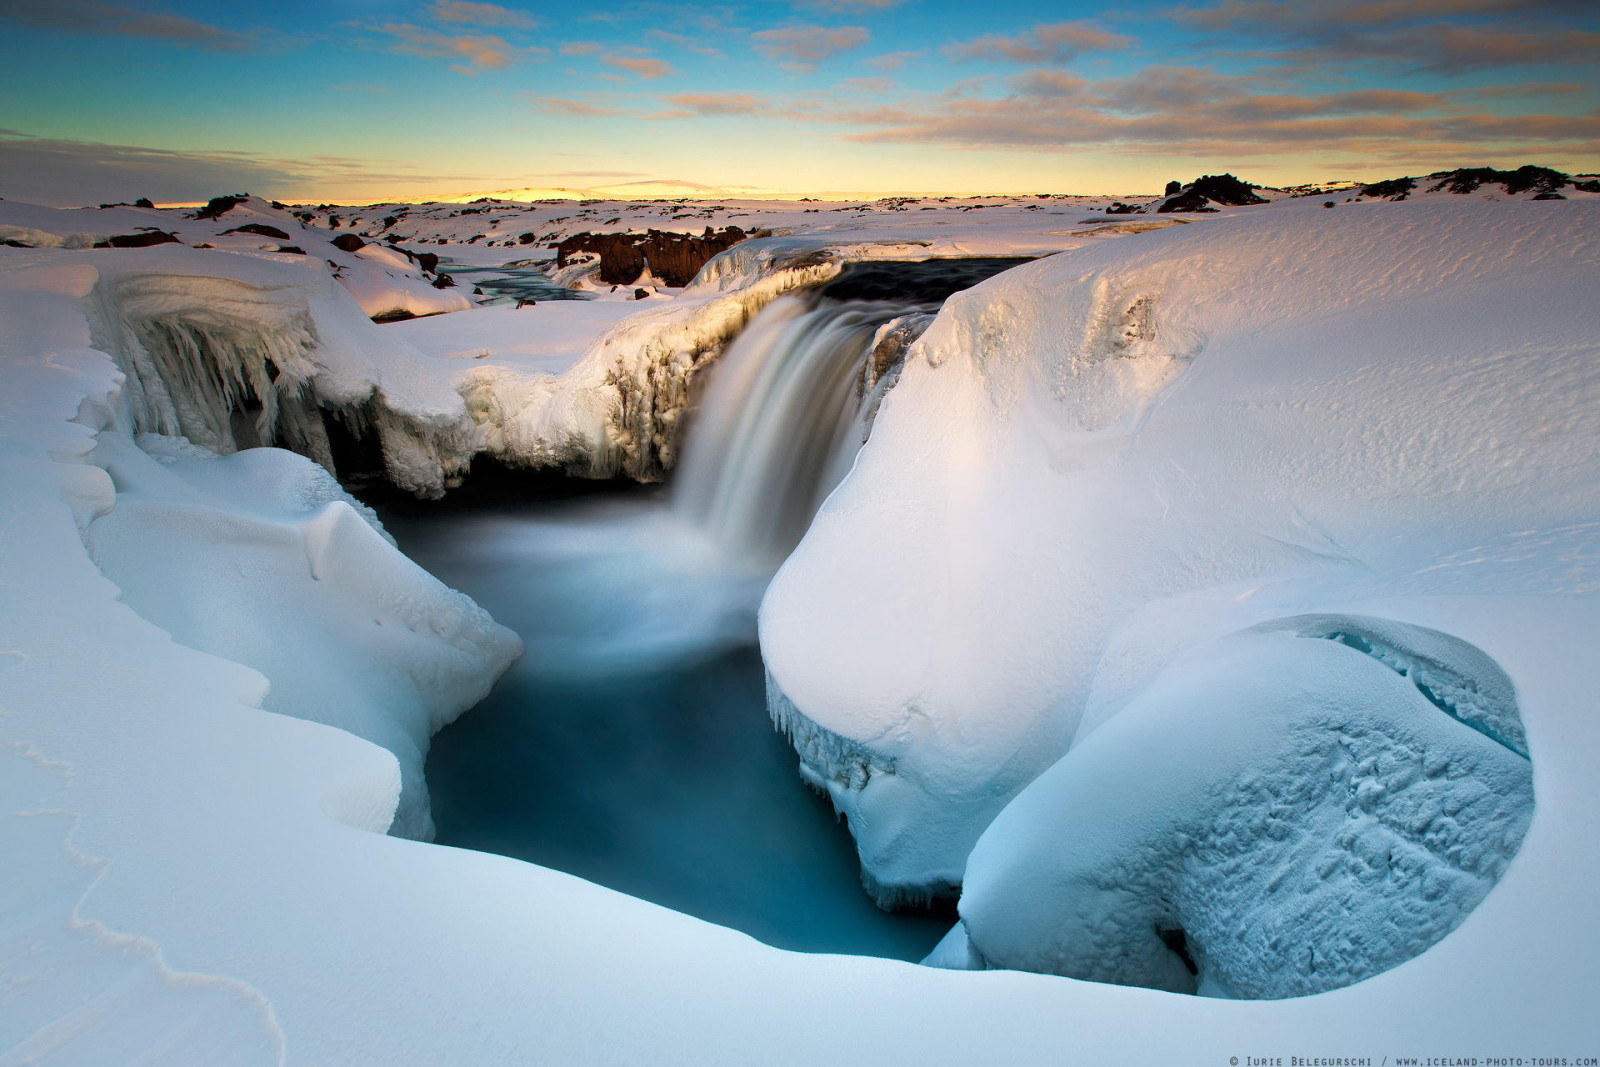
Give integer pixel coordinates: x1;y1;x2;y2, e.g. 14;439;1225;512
0;250;519;841
0;196;469;321
3;198;1599;1061
760;199;1600;912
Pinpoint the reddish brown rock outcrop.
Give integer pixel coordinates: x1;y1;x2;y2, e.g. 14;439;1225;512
555;227;747;288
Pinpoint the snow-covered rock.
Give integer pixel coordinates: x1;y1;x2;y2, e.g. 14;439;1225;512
959;614;1532;997
760;198;1600;915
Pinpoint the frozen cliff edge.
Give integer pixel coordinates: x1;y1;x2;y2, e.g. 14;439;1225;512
0;249;520;844
759;198;1600;931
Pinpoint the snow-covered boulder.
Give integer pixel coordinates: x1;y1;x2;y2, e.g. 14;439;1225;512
959;614;1532;997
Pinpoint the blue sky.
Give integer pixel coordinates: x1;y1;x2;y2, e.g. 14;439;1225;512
1;0;1596;203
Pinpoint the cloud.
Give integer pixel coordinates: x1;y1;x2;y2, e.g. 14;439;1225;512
0;0;254;51
705;61;1600;169
868;50;919;70
751;24;869;70
834;79;1600;160
601;54;676;78
429;1;536;30
656;92;768;116
791;0;905;10
839;77;894;93
528;96;634;116
946;21;1133;65
559;40;602;55
1172;0;1583;33
0;130;484;206
646;28;724;56
1170;0;1600;73
378;23;546;72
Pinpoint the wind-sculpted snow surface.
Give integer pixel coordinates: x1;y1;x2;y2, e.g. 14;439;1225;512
760;199;1600;920
959;617;1533;998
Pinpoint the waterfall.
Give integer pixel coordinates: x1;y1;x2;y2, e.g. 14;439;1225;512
673;295;922;569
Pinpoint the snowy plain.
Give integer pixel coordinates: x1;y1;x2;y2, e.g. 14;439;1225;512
2;177;1599;1062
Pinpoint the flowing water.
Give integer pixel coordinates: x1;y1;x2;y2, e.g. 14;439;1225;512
385;294;953;959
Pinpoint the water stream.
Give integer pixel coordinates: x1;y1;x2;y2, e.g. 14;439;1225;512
383;293;952;959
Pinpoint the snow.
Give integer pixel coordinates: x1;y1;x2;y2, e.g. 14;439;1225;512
761;198;1600;919
3;190;1599;1060
0;195;470;322
959;616;1532;998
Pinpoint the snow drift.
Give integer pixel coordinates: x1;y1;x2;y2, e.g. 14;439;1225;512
760;198;1599;936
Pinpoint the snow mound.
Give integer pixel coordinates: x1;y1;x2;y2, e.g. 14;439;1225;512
958;615;1532;998
760;198;1600;907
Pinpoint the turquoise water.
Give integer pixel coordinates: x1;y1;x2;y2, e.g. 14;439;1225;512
383;485;952;960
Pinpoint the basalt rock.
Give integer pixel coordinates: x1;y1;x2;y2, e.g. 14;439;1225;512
330;233;367;253
223;223;293;241
1360;176;1416;200
555;226;747;288
1427;165;1568;196
96;230;183;248
1159;174;1267;213
193;194;249;221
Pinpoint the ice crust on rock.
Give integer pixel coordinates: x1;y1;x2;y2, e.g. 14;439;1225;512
958;617;1533;998
760;199;1600;916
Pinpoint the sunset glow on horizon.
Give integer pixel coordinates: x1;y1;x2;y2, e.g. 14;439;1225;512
1;0;1596;206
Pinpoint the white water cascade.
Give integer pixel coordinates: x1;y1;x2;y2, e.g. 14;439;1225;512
673;295;923;569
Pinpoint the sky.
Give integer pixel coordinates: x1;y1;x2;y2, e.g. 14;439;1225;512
0;0;1596;204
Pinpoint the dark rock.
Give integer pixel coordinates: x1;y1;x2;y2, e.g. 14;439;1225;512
1360;176;1416;200
330;233;367;253
415;252;440;274
193;194;249;221
634;288;650;300
1164;180;1182;196
222;223;292;240
1159;174;1267;213
371;309;417;324
1574;179;1600;193
2;238;32;248
274;245;307;255
134;198;154;209
1427;165;1568;196
820;257;1036;303
1532;192;1567;200
555;226;747;288
432;274;456;289
96;230;182;248
1106;201;1141;214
